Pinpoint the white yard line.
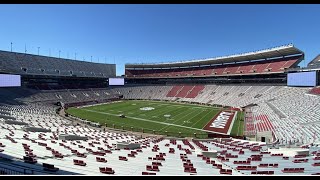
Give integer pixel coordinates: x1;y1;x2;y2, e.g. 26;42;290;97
143;101;217;109
190;109;215;127
170;109;201;124
82;109;214;133
161;109;205;131
158;125;171;132
162;107;188;123
145;105;185;118
180;109;205;126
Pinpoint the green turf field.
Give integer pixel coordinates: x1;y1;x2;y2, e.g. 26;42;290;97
66;100;244;138
230;111;245;136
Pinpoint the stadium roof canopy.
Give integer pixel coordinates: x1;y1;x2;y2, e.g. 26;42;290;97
126;44;304;69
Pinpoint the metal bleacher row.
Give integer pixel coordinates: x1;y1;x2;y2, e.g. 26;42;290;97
3;83;318;146
125;56;299;78
0;102;319;175
0;85;320;175
0;50;115;78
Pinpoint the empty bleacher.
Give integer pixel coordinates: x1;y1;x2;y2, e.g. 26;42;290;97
0;50;115;78
126;56;301;78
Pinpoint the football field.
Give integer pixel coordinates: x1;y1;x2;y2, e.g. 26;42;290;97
66;100;244;138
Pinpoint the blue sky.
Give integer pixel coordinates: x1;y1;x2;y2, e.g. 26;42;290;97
0;4;319;76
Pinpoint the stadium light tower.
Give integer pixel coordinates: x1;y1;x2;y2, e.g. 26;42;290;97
10;42;13;52
38;47;40;55
59;50;61;58
91;56;92;62
75;53;77;60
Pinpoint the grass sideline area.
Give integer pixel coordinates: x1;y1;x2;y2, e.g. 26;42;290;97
230;111;245;136
66;100;226;138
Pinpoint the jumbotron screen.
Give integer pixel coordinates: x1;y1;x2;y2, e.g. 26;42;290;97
287;71;317;87
109;78;124;85
0;74;21;87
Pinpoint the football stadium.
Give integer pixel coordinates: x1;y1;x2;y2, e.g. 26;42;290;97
0;5;320;176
